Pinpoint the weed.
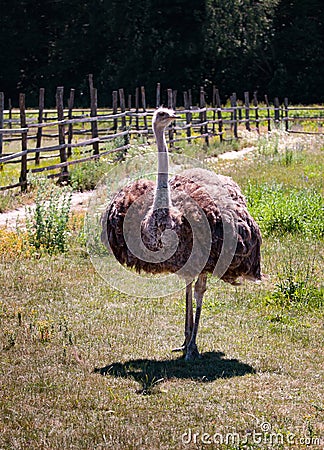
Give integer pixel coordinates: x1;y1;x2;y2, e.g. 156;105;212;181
272;263;323;309
70;159;109;192
245;182;323;238
0;190;13;213
69;137;128;192
263;239;323;310
280;147;294;166
35;319;53;343
3;331;16;350
135;368;165;395
257;133;279;157
68;211;86;247
0;189;35;213
272;277;323;309
0;229;30;260
25;180;72;254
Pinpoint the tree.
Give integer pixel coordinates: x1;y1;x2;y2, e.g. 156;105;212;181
267;0;324;102
99;0;206;102
203;0;279;98
0;0;322;105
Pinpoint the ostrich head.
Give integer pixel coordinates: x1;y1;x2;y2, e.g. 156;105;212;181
152;107;178;133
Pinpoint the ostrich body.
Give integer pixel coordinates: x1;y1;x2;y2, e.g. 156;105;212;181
102;108;262;360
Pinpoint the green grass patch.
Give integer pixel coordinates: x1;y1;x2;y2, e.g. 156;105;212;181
69;158;112;192
245;182;323;238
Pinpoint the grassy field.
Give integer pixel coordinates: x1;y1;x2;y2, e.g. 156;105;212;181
0;131;323;449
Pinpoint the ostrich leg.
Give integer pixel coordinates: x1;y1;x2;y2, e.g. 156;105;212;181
185;273;207;361
172;282;193;353
184;281;194;348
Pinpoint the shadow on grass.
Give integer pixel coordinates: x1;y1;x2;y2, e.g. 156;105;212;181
94;352;255;393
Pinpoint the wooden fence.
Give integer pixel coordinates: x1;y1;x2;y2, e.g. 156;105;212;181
0;76;323;192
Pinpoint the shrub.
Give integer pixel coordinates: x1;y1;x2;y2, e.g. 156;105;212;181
25;181;72;254
70;159;109;192
70;138;126;192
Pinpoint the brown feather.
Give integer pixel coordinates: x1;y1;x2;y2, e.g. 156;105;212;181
102;168;262;284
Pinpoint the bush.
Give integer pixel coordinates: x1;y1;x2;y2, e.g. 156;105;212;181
25;181;72;254
70;159;108;192
70;138;126;192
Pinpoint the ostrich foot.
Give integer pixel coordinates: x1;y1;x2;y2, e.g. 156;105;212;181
185;343;201;361
172;344;186;353
172;332;193;354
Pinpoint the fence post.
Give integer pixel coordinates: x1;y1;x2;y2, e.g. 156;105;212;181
127;94;132;126
183;91;192;144
173;90;178;139
19;93;28;191
156;83;161;108
244;91;251;131
167;89;174;147
135;87;139;130
253;92;259;133
172;90;177;110
212;85;217;134
284;97;289;132
0;92;4;157
67;88;75;157
141;86;147;130
112;90;118;132
188;89;192;108
119;88;129;148
264;95;271;132
35;88;45;165
8;98;12;129
167;89;173;109
215;88;223;142
238;99;242;123
90;86;99;156
230;93;238;139
56;86;69;182
199;87;204;136
274;97;280;125
119;88;126;130
200;87;209;145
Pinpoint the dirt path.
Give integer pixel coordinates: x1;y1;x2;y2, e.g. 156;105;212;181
0;144;263;231
217;146;255;160
0;190;93;231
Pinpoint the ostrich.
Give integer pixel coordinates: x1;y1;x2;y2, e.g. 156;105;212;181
102;107;262;360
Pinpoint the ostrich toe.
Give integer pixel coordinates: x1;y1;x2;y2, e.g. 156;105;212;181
172;333;192;354
172;344;187;353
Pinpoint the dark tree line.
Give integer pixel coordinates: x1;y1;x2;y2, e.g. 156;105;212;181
0;0;323;106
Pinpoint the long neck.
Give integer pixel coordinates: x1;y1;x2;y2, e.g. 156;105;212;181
153;125;171;210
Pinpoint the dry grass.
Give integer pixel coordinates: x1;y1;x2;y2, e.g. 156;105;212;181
0;133;323;449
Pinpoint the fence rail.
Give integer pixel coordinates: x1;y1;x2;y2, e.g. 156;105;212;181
0;76;323;192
